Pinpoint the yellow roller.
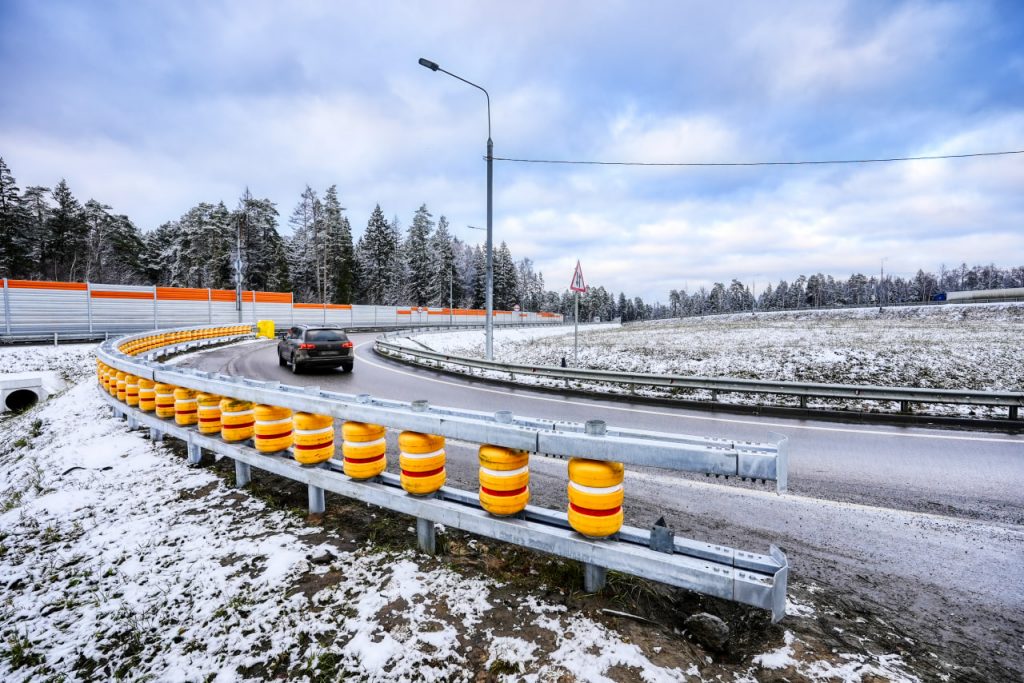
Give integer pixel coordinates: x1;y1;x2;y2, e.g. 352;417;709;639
197;393;222;434
478;445;529;516
124;375;140;407
399;431;446;495
138;379;156;412
254;404;293;453
115;372;127;402
106;367;118;396
154;383;177;419
567;458;624;538
341;421;387;479
293;412;334;465
173;387;198;426
220;398;255;442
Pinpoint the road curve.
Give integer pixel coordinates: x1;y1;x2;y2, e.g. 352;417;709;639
179;333;1024;678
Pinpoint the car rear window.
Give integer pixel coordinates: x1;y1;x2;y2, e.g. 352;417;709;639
305;329;347;342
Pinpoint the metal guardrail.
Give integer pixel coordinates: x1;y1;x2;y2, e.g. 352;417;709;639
374;335;1024;421
96;324;790;621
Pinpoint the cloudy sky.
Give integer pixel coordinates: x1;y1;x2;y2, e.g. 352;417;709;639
1;0;1022;300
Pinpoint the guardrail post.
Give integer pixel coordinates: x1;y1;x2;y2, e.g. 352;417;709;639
900;400;911;414
799;396;807;409
307;482;326;517
1011;406;1019;420
234;460;251;488
583;563;607;593
416;516;436;555
127;414;138;431
149;427;163;443
187;440;203;466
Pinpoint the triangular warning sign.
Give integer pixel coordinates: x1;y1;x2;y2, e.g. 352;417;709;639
569;260;587;292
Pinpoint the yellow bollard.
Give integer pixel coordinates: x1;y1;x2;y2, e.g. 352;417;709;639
106;367;118;396
399;431;446;495
154;383;177;419
220;398;255;442
341;422;387;479
174;387;198;426
115;372;127;402
197;393;222;434
138;379;156;412
567;458;624;538
479;445;530;516
124;375;140;407
292;413;334;465
254;405;293;453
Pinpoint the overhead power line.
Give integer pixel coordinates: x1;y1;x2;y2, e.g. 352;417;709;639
490;149;1024;167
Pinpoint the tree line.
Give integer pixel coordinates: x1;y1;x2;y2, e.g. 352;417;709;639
2;157;1020;322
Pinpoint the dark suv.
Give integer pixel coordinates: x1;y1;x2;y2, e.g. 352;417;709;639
277;325;354;373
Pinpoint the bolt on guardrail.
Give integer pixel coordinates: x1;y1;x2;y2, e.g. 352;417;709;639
95;324;790;621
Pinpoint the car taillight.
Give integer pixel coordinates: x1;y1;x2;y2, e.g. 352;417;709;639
299;343;315;349
342;341;353;349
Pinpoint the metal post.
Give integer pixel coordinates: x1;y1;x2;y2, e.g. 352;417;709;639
207;288;212;324
53;331;58;347
574;291;579;366
583;563;607;593
2;278;10;336
149;427;163;443
127;415;138;431
1010;406;1019;421
86;282;93;335
307;483;325;516
485;137;494;360
236;214;243;323
187;442;203;466
152;285;158;330
234;460;251;488
417;517;436;555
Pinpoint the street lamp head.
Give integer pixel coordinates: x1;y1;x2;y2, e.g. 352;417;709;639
418;58;440;71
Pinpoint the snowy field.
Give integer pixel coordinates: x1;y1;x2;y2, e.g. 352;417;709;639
0;342;929;681
400;304;1023;415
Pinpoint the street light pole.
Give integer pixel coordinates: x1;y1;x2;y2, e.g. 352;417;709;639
419;57;494;360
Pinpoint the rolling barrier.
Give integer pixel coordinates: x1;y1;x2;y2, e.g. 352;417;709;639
1;278;563;340
375;333;1024;421
95;324;790;621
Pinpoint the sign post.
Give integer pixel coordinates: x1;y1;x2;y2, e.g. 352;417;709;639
569;260;587;366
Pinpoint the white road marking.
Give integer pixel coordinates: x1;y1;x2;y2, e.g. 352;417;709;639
354;341;1023;445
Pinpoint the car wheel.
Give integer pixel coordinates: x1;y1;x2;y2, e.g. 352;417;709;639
341;362;353;373
290;355;300;374
278;352;286;367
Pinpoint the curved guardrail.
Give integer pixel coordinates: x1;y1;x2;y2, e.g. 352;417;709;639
95;324;790;621
374;333;1024;421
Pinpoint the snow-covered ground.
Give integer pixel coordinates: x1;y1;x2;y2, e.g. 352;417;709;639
0;344;924;681
399;304;1023;415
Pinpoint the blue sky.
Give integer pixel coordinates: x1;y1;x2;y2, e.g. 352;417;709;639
2;0;1022;300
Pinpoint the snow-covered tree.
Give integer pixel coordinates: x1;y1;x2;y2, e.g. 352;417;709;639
404;204;434;306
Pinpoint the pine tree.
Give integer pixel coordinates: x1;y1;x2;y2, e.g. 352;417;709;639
235;189;290;293
470;245;486;308
287;186;322;302
403;204;434;306
493;241;517;309
322;185;355;303
355;204;401;305
0;158;30;278
21;186;50;279
429;215;458;307
44;179;88;281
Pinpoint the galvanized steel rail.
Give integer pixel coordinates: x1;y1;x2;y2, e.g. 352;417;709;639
95;324;791;621
374;334;1024;421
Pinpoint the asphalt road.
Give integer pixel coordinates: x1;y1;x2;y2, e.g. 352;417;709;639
179;334;1024;678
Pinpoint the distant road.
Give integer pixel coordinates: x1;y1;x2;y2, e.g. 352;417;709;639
180;334;1024;678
